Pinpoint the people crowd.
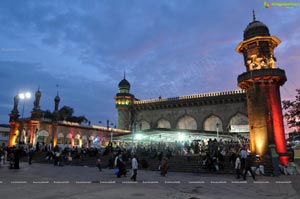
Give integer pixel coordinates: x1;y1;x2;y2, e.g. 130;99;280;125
1;135;300;181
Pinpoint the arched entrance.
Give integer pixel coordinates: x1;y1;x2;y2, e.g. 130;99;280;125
157;119;171;129
203;115;223;132
136;120;150;131
37;130;49;144
176;115;197;130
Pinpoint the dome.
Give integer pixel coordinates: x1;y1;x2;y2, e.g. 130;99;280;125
243;20;270;40
118;78;130;89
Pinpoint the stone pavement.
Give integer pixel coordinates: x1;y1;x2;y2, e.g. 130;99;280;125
0;162;299;199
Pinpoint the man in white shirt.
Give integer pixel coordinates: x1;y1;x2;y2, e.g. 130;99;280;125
240;148;247;169
131;155;138;181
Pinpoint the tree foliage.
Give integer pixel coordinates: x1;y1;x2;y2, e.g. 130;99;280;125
282;89;300;131
42;105;89;125
43;109;53;120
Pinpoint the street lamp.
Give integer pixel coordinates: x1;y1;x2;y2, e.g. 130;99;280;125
18;92;31;145
105;120;114;143
19;92;31;119
216;123;220;140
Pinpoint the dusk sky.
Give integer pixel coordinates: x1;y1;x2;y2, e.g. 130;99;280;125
0;0;299;130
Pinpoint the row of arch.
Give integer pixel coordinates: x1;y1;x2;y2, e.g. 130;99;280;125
136;113;248;132
35;130;104;146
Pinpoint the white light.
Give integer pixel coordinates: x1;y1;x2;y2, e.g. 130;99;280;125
19;92;31;99
135;134;143;140
177;133;186;142
19;93;25;99
25;92;31;99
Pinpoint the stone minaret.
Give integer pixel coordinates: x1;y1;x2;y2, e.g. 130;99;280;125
9;95;20;122
31;87;42;119
114;73;135;130
236;11;288;165
53;92;60;121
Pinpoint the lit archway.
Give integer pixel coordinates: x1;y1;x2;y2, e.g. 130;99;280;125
176;115;197;130
37;130;49;144
137;120;150;131
157;119;171;129
229;113;249;132
57;133;64;145
203;115;223;132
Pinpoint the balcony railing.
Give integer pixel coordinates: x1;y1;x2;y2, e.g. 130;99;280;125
238;68;286;83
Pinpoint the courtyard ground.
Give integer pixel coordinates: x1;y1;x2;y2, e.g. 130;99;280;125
0;162;299;199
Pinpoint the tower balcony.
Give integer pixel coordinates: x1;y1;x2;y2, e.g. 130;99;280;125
238;68;286;88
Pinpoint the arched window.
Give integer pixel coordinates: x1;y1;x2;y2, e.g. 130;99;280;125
136;120;150;131
157;119;171;129
74;134;81;145
37;130;49;143
204;115;223;132
176;115;197;130
229;113;249;132
57;133;64;144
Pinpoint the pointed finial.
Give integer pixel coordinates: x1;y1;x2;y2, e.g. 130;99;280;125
252;9;256;21
123;71;126;79
56;84;59;96
38;85;40;91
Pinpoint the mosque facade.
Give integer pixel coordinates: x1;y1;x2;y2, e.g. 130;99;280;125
115;12;288;166
8;89;129;148
115;78;248;135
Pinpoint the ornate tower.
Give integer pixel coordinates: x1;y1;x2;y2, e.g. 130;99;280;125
9;95;20;122
31;87;42;119
114;74;135;130
236;12;288;165
53;92;60;121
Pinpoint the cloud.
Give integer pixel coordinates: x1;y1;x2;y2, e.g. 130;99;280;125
0;0;299;127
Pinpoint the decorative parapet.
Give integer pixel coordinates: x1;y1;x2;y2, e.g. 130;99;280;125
134;89;245;105
238;68;286;89
238;68;286;83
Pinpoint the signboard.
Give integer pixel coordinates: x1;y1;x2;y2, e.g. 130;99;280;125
230;125;249;133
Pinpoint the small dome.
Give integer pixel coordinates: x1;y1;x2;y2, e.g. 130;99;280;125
243;20;270;40
118;78;130;89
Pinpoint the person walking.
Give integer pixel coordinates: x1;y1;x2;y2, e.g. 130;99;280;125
160;157;168;177
131;155;138;181
240;148;247;170
243;154;256;180
3;148;7;165
235;155;241;179
97;156;102;171
28;148;35;165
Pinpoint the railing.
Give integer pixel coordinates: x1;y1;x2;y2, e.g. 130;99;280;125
134;89;245;105
238;68;286;83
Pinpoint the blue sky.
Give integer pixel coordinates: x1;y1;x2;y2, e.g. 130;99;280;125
0;0;299;129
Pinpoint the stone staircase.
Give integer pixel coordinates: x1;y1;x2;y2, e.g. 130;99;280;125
252;156;275;176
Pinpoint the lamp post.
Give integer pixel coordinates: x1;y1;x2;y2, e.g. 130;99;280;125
216;123;220;140
18;92;31;144
105;120;114;143
19;92;31;119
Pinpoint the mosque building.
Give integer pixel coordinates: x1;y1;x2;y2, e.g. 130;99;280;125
115;12;288;165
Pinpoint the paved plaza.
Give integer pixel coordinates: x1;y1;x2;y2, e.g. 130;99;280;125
0;162;300;199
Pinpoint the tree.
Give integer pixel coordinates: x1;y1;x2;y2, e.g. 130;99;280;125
43;109;53;120
65;115;88;124
59;106;74;120
282;89;300;131
42;106;89;125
